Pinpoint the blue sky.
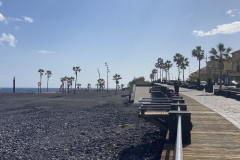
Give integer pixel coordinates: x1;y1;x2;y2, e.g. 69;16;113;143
0;0;240;88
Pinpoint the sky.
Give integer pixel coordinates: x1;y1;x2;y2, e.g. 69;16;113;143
0;0;240;88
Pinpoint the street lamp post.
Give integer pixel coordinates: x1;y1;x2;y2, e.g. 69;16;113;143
105;62;110;93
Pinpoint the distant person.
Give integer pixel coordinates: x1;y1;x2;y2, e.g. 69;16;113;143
174;82;179;94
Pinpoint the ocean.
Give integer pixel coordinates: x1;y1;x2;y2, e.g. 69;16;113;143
0;88;60;93
0;88;113;93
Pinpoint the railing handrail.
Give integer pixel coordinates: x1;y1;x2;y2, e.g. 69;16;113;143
175;105;183;160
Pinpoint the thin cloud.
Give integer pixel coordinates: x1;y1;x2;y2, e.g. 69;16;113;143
0;13;6;21
0;1;2;7
0;33;17;47
37;50;55;54
192;21;240;37
9;17;22;22
226;9;239;17
23;16;33;23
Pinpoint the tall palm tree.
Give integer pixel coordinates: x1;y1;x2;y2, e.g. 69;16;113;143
150;73;154;82
38;69;44;93
209;43;232;89
173;53;183;81
73;66;81;93
113;74;122;95
180;57;189;81
60;77;65;92
152;69;157;81
70;76;75;91
45;70;52;92
158;58;164;81
192;46;205;82
98;78;105;91
155;62;160;80
165;60;173;81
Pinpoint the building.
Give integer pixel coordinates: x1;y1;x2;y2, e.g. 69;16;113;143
231;50;240;81
190;49;240;83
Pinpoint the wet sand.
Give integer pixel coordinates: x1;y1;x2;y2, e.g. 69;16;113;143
0;91;164;159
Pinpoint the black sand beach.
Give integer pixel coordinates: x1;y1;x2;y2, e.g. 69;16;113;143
0;91;164;159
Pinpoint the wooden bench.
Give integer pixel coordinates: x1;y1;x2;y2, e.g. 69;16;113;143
139;98;185;103
139;103;187;115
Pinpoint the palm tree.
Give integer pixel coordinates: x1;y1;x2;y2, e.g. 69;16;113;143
180;57;189;81
158;58;164;81
70;77;75;91
150;73;154;82
155;62;160;80
165;60;173;81
38;69;44;93
113;74;122;95
98;78;105;91
192;46;205;82
209;43;232;89
63;76;68;92
73;66;81;93
87;83;91;91
60;77;65;92
173;53;183;81
45;70;52;92
76;83;81;91
152;69;157;81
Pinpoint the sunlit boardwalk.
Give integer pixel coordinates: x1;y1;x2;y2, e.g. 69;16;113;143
161;94;240;160
134;86;151;103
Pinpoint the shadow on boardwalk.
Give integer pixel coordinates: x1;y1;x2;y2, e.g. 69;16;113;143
117;131;165;160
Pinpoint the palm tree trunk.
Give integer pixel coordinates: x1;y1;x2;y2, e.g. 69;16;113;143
162;69;163;81
47;77;49;92
40;75;42;93
165;70;167;81
183;69;185;81
75;73;77;94
160;69;161;81
199;59;201;80
178;67;180;81
115;83;117;95
168;70;170;81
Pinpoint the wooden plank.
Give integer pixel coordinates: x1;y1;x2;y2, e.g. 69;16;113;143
161;94;240;160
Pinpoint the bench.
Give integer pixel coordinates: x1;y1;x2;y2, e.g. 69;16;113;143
139;103;187;115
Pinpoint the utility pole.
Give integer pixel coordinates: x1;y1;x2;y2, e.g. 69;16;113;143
97;69;100;79
105;62;110;93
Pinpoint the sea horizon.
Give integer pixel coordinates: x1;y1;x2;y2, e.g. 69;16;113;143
0;87;115;93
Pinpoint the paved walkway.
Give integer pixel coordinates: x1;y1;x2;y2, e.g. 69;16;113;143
134;86;151;103
161;84;240;129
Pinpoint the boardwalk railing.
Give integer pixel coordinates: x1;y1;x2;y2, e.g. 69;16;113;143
138;84;192;159
174;105;183;160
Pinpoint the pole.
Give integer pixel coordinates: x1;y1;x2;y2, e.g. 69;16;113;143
13;77;15;93
105;62;109;93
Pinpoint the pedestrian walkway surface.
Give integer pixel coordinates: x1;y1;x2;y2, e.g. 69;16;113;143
161;94;240;160
162;84;240;129
134;85;240;159
133;86;151;103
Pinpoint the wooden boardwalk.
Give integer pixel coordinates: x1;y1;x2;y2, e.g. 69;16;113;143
161;94;240;160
